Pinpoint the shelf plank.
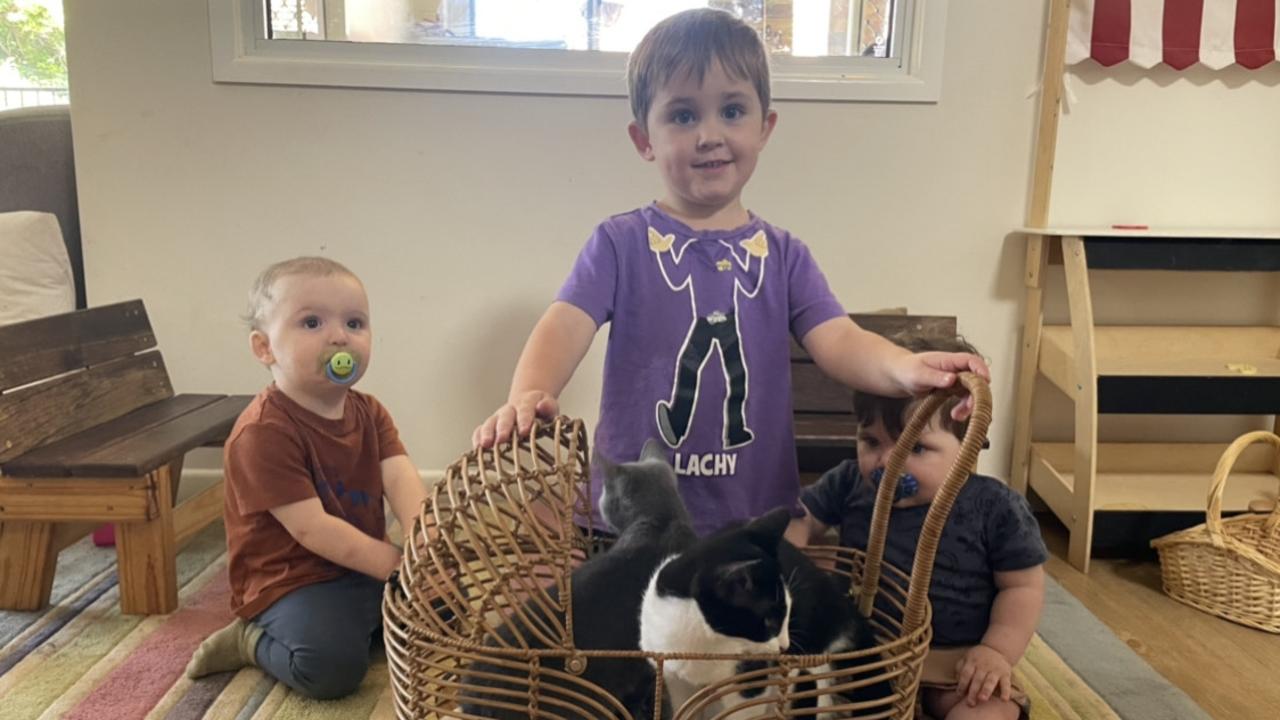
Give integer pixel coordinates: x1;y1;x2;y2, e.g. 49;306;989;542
1041;325;1280;378
1045;470;1275;512
1039;326;1280;413
1030;442;1279;513
1035;441;1274;473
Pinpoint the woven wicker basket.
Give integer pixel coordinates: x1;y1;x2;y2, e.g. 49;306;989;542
384;373;991;719
1151;431;1280;633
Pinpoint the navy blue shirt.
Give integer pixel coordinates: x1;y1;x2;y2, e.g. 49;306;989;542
801;460;1047;647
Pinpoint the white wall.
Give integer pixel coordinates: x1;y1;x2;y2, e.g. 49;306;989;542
65;1;1280;480
1042;59;1280;444
1053;62;1280;229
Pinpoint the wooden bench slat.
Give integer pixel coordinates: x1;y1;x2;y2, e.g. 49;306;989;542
0;351;174;464
2;394;226;477
0;300;156;392
793;362;855;414
794;413;988;453
795;412;859;474
62;394;252;477
794;413;859;447
789;314;958;360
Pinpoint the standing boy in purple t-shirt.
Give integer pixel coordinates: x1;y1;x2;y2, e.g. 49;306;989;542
473;8;988;536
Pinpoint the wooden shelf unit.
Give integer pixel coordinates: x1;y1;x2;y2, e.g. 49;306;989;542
1010;228;1280;572
1013;1;1280;572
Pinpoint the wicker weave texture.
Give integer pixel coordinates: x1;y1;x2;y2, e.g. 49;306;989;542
1152;431;1280;633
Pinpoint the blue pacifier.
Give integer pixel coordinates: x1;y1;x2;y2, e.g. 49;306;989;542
870;467;919;503
325;351;359;385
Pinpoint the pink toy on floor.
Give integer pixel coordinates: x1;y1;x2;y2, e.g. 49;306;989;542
93;524;116;547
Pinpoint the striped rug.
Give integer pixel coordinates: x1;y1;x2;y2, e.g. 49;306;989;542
0;524;1187;719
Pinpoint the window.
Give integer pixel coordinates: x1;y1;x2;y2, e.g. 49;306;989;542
264;0;896;57
210;0;947;102
1;0;69;110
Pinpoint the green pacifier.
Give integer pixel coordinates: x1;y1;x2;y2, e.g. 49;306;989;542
325;351;358;385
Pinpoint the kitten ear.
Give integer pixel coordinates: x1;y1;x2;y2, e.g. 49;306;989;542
745;507;792;552
658;553;698;594
639;438;669;465
718;560;758;595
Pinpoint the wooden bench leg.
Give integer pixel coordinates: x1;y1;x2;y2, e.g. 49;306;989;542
0;520;58;610
115;464;178;614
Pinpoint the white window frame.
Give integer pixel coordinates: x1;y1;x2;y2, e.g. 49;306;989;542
209;0;947;103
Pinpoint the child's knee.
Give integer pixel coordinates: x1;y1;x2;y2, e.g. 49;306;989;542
290;646;371;699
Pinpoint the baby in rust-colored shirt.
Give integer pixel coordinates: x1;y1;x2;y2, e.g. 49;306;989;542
186;257;426;700
223;385;405;618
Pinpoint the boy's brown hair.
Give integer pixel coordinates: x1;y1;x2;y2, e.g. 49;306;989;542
626;8;771;129
244;256;358;331
853;332;984;442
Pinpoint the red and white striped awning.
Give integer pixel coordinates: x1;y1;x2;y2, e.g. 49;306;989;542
1067;0;1280;70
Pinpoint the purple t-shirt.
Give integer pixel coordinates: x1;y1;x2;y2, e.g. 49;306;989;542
558;204;845;535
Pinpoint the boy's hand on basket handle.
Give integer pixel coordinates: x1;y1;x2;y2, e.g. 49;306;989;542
955;644;1012;706
893;351;991;421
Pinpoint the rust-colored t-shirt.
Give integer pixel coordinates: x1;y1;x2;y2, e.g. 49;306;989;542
223;384;406;618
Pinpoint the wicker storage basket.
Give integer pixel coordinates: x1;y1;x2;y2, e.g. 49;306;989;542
384;373;990;719
1151;431;1280;633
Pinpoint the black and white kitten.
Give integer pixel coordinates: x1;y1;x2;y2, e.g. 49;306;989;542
640;508;796;714
640;507;892;719
737;537;895;719
458;439;696;720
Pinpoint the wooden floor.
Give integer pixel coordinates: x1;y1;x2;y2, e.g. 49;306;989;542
1039;515;1280;720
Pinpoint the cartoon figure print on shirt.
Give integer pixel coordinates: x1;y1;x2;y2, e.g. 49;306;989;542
648;226;767;452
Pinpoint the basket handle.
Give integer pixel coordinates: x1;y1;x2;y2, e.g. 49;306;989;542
857;372;992;628
1205;431;1280;545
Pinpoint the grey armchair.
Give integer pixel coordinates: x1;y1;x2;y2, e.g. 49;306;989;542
0;105;84;307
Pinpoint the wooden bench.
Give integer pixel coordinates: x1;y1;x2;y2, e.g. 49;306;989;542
792;313;958;480
0;300;252;614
